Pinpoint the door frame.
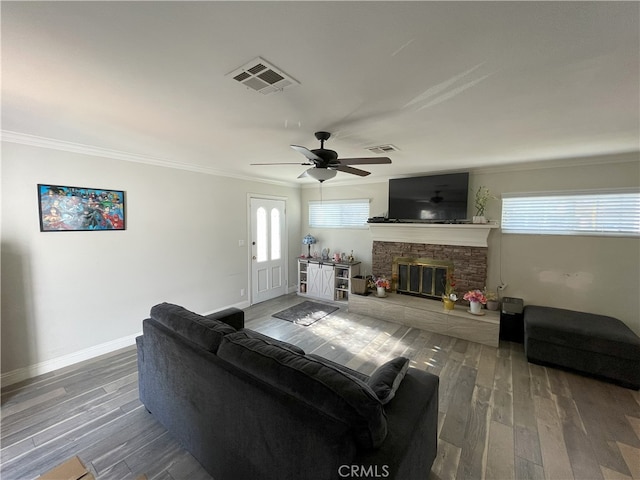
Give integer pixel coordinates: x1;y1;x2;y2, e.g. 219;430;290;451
247;193;289;305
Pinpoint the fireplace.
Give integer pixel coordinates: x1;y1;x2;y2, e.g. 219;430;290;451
372;241;488;299
393;257;453;299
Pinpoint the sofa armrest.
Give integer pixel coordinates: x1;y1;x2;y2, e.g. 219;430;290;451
205;307;244;330
355;368;439;478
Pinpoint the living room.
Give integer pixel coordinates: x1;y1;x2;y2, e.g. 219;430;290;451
1;2;639;479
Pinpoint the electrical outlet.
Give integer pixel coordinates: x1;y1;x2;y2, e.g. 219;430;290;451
498;283;508;291
240;288;245;296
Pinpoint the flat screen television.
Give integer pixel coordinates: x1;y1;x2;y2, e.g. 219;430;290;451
388;172;469;222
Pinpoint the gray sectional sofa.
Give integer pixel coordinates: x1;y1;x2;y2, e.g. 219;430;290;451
136;303;439;480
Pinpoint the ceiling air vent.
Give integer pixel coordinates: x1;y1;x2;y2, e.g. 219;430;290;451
367;144;400;154
227;57;300;95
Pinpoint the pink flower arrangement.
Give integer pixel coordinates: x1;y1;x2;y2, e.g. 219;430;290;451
375;277;390;289
463;289;487;304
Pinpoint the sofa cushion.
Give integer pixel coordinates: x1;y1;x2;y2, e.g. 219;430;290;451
306;354;369;383
218;331;387;449
239;329;305;355
367;357;410;405
524;306;640;361
150;303;236;353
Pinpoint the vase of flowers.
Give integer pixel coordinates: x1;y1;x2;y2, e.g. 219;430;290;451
464;289;487;315
442;272;457;310
485;290;499;311
443;296;457;310
375;277;390;297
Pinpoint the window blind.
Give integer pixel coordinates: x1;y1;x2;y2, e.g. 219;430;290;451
309;199;370;228
501;189;640;237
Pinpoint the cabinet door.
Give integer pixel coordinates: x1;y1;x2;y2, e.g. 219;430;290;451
320;265;335;300
307;263;322;297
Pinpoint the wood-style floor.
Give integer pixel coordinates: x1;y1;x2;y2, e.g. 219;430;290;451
2;293;639;480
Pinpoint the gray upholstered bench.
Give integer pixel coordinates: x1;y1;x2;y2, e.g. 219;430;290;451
524;305;640;389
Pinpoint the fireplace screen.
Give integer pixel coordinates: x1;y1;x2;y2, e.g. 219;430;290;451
393;257;453;299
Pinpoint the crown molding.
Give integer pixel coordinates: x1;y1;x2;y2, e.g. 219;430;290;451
300;151;640;189
470;151;640;175
1;130;298;188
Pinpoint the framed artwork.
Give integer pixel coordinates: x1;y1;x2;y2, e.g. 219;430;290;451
38;184;126;232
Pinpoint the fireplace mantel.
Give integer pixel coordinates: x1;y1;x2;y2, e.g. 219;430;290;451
368;223;499;247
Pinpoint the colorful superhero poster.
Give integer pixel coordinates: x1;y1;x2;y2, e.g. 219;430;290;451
38;184;126;231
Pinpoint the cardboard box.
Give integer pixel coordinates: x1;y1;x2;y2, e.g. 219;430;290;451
38;456;95;480
38;455;148;480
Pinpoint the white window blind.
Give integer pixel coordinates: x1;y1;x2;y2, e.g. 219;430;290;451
309;199;370;228
501;189;640;237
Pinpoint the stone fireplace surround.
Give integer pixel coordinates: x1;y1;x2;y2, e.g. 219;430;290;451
368;223;497;302
372;241;488;299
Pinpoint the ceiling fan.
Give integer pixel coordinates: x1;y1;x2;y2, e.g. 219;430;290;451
251;131;392;182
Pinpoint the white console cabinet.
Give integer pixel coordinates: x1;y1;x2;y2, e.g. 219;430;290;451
298;259;361;302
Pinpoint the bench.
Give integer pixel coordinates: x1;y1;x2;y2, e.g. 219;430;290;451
524;305;640;389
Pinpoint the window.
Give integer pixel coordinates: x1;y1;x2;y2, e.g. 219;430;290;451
501;189;640;237
256;207;267;261
270;208;281;260
309;199;370;228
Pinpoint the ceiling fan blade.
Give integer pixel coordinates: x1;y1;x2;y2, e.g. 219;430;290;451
336;157;392;165
333;165;371;177
250;162;313;165
291;145;322;163
297;170;309;179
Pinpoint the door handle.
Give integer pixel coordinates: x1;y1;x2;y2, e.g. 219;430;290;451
252;255;257;260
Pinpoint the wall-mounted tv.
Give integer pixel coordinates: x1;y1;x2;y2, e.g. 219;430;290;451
388;172;469;222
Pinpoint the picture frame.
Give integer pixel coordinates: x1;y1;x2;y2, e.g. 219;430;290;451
37;184;126;232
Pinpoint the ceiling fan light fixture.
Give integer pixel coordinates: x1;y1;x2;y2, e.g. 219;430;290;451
306;168;337;183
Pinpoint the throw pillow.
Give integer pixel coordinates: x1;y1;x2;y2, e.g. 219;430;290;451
367;357;410;405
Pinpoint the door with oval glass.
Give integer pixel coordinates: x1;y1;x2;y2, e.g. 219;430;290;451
250;197;287;304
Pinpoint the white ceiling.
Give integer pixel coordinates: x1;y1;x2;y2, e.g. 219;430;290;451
2;1;639;185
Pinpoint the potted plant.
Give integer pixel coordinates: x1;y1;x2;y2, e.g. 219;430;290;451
464;289;487;315
485;290;499;311
473;186;497;224
442;272;457;310
374;277;390;297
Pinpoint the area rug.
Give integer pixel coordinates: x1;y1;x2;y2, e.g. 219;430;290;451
272;301;339;326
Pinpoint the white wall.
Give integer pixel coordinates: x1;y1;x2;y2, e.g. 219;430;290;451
299;182;388;277
2;145;638;383
1;142;301;380
301;153;640;334
479;153;639;334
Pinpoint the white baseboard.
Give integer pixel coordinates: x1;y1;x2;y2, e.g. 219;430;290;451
1;299;260;387
1;332;141;387
202;300;250;316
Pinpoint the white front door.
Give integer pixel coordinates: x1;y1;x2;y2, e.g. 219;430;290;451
250;197;287;304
